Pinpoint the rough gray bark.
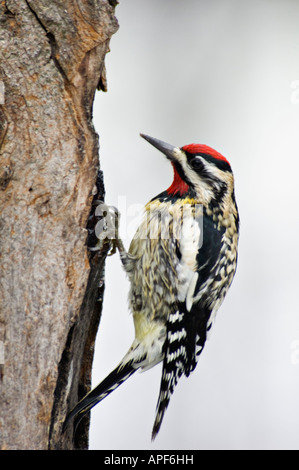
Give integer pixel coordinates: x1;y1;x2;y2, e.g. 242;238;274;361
0;0;118;450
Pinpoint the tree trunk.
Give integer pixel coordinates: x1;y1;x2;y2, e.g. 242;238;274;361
0;0;118;450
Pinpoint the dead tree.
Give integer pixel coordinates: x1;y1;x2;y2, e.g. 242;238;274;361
0;0;118;450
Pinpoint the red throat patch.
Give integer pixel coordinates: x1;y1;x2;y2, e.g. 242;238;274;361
167;163;189;196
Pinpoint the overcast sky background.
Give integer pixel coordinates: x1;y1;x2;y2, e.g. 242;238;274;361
90;0;299;450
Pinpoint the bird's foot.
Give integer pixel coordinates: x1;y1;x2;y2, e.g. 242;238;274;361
88;201;126;256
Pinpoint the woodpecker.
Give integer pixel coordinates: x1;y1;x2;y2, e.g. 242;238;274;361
64;133;239;440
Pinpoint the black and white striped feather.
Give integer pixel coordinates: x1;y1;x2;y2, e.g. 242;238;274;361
152;211;228;438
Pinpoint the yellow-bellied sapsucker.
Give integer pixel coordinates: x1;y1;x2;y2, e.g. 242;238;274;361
64;134;239;440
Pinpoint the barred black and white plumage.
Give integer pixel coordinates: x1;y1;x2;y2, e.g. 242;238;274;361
64;133;239;441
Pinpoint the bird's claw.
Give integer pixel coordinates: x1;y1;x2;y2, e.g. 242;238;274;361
88;202;124;256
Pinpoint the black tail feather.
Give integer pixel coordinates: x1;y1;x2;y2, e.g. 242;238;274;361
63;361;136;433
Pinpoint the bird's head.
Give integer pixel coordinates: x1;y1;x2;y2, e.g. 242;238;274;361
140;133;235;208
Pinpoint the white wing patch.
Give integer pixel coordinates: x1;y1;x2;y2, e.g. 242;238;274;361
180;210;201;270
177;209;201;305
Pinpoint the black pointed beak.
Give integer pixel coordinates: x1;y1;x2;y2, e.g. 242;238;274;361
140;133;178;162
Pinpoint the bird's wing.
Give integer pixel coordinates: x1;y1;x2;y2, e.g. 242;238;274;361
152;212;225;439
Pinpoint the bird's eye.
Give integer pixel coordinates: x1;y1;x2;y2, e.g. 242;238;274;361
190;157;203;170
